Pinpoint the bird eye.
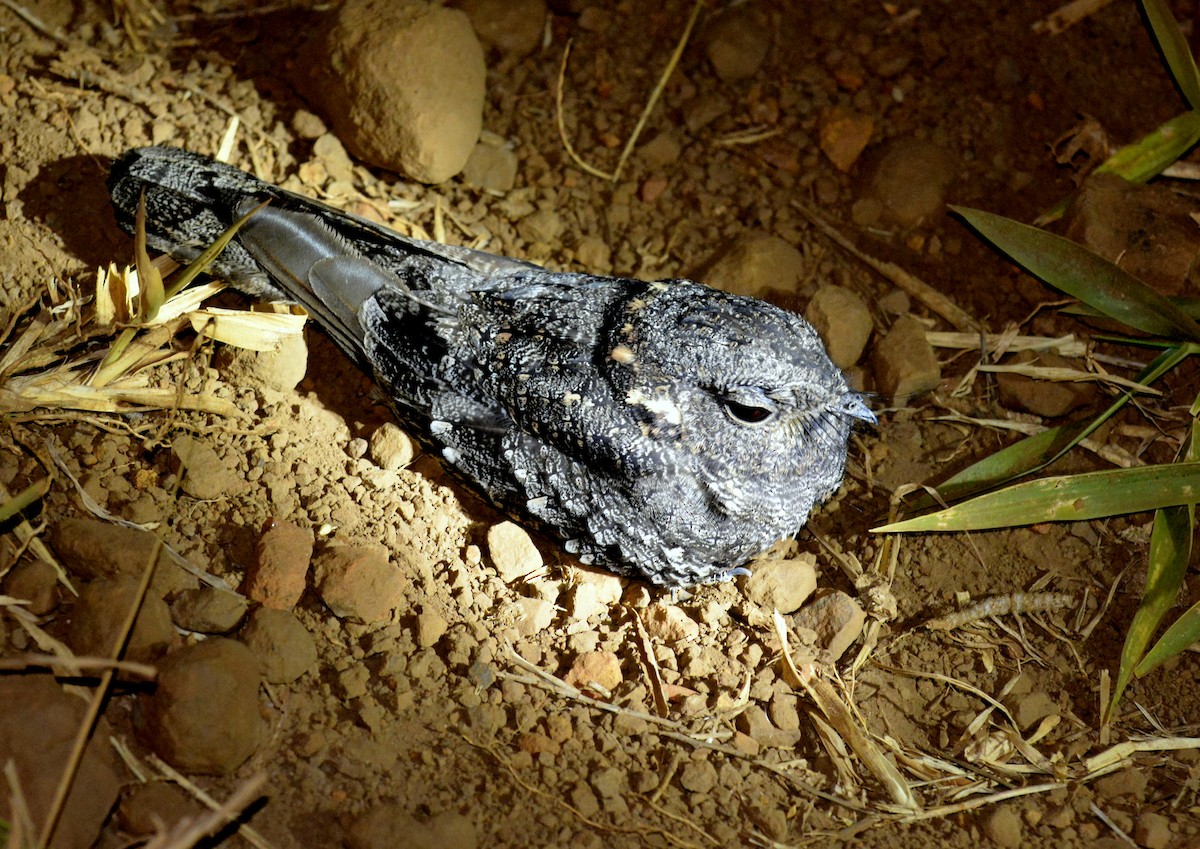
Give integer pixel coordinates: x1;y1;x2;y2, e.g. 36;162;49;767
722;398;774;425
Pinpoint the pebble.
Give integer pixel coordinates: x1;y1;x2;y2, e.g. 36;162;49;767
517;731;560;756
2;558;59;615
515;596;556;636
241;518;313;610
984;805;1024;849
300;0;486;183
639;131;681;168
487;521;542;582
860;138;958;228
346;804;477;849
678;758;719;794
871;315;941;404
1064;172;1200;295
221;332;308;394
702;230;806;306
1134;811;1172;849
457;0;545;57
51;517;197;597
563;650;622;692
67;576;176;661
291;108;328;139
819;105;874;172
590;767;626;799
416;609;449;648
462;140;518;192
516;207;563;245
741;555;818;616
791;589;866;662
368;422;416;470
171;435;244;501
703;7;769;81
0;677;123;849
644;603;700;643
138;638;263;774
804;284;873;369
169;586;249;634
1094;767;1148;800
995;350;1097;418
240;607;318;684
312;544;406;623
735;704;802;749
117;781;204;836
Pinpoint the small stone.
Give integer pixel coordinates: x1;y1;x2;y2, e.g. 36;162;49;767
741;555;818;616
456;0;545;56
138;638;263;774
704;7;769;81
118;781;204;836
1094;767;1148;800
639;132;681;168
995;350;1097;418
67;576;175;661
860;139;958;228
171;435;244;500
515;596;556;636
819;106;874;172
590;767;626;799
347;804;477;849
240;607;318;684
312;544;406;623
871;315;940;403
1012;690;1059;730
702;230;807;306
51;518;197;597
291;109;328;139
368;422;416;470
768;691;801;732
416;609;448;647
487;521;542;582
735;704;802;749
805;285;874;369
517;208;563;245
563;650;622;692
1134;811;1172;849
678;758;719;794
791;589;866;661
169;586;249;634
462;140;518;192
222;332;308;394
644;604;700;643
517;732;560;756
242;518;313;610
984;806;1023;849
2;558;59;615
570;782;600;819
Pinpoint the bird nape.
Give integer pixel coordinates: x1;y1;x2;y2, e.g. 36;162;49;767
108;146;874;588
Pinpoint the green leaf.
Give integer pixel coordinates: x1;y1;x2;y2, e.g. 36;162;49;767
873;462;1200;533
953;206;1200;342
1096;109;1200;185
0;478;49;522
164;199;268;300
1140;0;1200;110
1136;600;1200;675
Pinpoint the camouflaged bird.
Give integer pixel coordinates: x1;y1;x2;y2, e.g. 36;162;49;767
108;146;873;587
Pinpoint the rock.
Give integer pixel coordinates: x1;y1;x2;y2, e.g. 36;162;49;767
169;586;248;634
590;766;626;799
871;315;940;403
312;544;405;623
456;0;545;57
241;518;313;610
819;106;874;172
240;607;318;684
741;555;818;616
701;230;806;306
291;109;327;139
347;804;477;849
3;558;59;615
639;132;682;168
679;758;719;794
995;349;1098;418
517;731;560;756
984;806;1024;849
804;285;874;368
416;609;448;648
117;781;205;836
515;596;556;636
1134;811;1173;849
171;435;244;500
516;207;562;245
1064;172;1200;295
791;589;866;662
487;521;542;582
368;422;416;470
563;650;622;692
644;603;700;643
860;138;958;228
0;677;123;849
462;139;518;192
138;638;263;774
734;704;802;749
67;576;176;661
222;332;308;394
51;518;197;597
1012;690;1059;730
299;0;486;183
703;7;769;81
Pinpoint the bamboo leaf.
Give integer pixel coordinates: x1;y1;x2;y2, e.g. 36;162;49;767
873;462;1200;533
1140;0;1200;110
953;206;1200;342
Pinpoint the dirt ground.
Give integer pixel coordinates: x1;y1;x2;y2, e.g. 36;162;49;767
2;0;1200;847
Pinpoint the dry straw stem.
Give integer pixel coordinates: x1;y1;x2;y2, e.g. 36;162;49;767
555;0;705;183
145;755;276;849
792;201;983;334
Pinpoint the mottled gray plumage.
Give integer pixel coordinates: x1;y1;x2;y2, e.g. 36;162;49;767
108;146;873;587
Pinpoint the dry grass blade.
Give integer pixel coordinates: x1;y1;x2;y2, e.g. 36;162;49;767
0;479;48;523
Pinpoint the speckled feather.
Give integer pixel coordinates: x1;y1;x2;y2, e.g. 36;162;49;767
108;146;873;587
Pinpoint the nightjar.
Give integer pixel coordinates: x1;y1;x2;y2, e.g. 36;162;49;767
108;146;873;587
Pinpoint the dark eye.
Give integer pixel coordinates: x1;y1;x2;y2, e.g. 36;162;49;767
723;398;774;424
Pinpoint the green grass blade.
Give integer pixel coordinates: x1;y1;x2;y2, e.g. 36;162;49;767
0;478;49;522
873;462;1200;533
953;206;1200;341
1136;600;1200;675
1096;109;1200;184
1140;0;1200;109
163;199;268;300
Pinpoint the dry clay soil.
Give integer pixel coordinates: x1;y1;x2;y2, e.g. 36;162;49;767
2;1;1200;848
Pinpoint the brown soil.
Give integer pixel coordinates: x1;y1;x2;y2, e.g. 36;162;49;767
2;1;1199;848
